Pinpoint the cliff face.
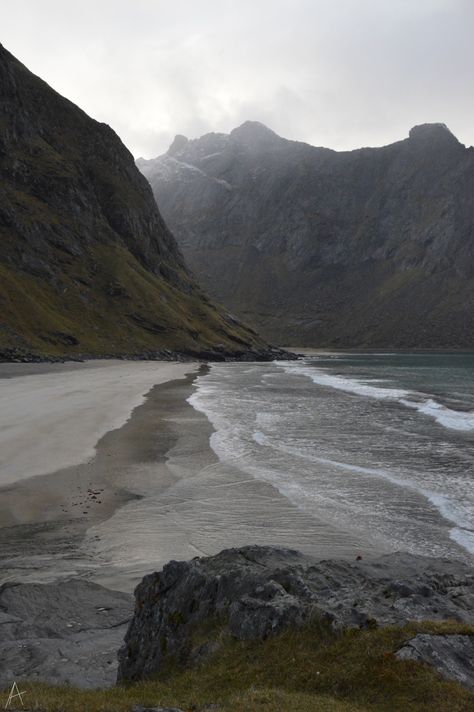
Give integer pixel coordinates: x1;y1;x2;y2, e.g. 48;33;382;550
139;121;474;348
0;46;267;359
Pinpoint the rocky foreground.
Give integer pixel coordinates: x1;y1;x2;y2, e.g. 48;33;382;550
118;546;474;690
0;580;132;689
1;546;473;698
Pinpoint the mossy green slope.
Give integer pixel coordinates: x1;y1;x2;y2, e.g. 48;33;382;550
0;44;264;359
6;621;474;712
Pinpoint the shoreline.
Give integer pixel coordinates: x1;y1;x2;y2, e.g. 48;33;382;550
2;356;471;595
0;345;297;366
0;361;383;593
285;346;474;355
0;361;198;588
81;370;386;591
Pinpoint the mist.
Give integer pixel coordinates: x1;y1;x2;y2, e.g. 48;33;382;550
2;0;473;157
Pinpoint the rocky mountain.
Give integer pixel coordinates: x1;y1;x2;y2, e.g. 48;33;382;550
139;121;474;348
0;46;271;361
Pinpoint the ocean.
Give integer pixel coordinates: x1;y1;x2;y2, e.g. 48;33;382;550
189;353;474;561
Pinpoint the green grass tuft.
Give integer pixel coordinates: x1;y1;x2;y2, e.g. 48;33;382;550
2;620;473;711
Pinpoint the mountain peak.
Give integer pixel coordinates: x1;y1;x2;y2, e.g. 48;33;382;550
408;123;460;145
230;121;280;148
167;134;189;156
141;117;474;350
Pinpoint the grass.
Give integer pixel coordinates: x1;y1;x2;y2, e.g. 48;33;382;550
3;620;473;712
0;241;262;357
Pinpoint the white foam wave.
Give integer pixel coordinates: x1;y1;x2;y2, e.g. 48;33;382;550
450;527;474;554
281;362;474;432
400;398;474;432
282;363;410;400
252;429;474;554
188;366;474;557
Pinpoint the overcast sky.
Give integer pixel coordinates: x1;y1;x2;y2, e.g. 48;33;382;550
2;0;473;158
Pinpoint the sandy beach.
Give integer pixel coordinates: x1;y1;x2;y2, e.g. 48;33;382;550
0;360;197;487
0;360;381;593
0;361;197;586
7;353;469;595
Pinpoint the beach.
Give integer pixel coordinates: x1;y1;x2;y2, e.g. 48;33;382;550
0;360;198;488
3;353;470;596
0;359;379;593
0;361;197;588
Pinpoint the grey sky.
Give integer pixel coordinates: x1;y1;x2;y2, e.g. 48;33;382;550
2;0;473;157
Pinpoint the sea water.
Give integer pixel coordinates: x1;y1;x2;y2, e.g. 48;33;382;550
188;353;474;561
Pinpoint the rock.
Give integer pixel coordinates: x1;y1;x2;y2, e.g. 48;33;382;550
139;121;474;349
0;580;133;689
396;634;474;690
167;134;189;157
117;545;474;683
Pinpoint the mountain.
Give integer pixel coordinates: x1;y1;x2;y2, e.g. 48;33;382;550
138;121;474;348
0;46;272;361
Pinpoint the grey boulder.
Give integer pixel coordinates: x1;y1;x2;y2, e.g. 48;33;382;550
117;545;474;683
396;634;474;691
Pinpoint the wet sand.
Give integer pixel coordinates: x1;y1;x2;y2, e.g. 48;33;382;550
0;362;382;593
0;361;197;585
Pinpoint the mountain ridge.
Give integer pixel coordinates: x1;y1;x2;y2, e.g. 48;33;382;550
139;121;474;348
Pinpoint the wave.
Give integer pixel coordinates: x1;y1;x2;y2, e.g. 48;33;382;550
400;397;474;432
252;429;474;554
281;362;474;432
188;365;474;558
282;362;410;400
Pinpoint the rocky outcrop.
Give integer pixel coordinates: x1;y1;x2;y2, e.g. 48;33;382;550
117;545;474;684
139;121;474;348
397;634;474;690
0;580;132;689
0;46;270;360
0;343;295;364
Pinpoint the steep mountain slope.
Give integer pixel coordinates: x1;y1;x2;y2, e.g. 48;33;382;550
139;121;474;348
0;45;270;360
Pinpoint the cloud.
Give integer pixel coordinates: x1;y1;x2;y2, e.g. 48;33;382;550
1;0;473;156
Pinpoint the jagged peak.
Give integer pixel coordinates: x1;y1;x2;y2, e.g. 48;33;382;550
229;121;281;148
408;123;460;145
167;134;189;156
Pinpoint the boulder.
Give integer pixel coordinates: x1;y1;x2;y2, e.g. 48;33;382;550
396;634;474;690
117;545;474;683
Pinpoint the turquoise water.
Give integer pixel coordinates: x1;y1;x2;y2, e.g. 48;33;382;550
189;353;474;561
